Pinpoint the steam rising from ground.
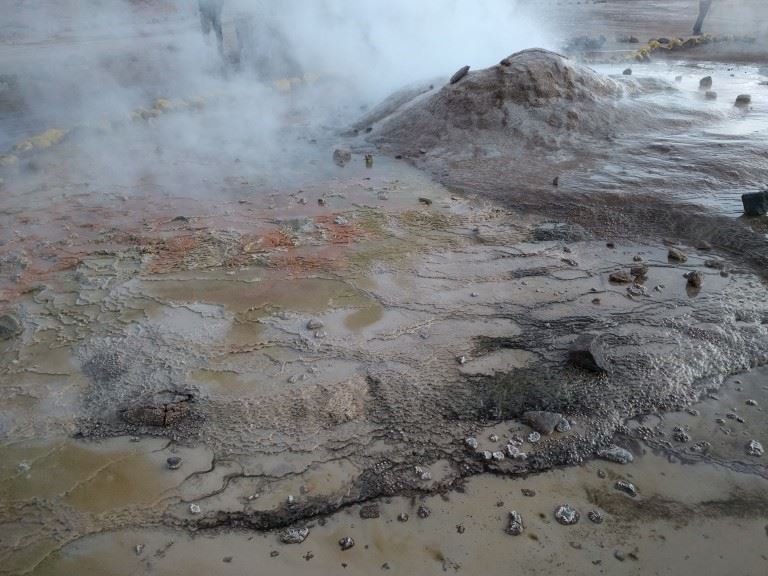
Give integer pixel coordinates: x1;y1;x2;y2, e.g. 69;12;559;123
1;0;550;195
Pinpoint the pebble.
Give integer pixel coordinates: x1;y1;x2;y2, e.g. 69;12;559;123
189;503;202;515
417;505;432;519
615;480;638;497
521;488;536;497
506;511;525;535
668;248;688;263
307;319;324;330
746;399;758;407
598;445;634;464
746;440;764;457
489;434;499;442
506;444;528;461
397;513;410;522
556;419;572;433
334;216;349;226
339;537;355;551
457;356;468;365
685;271;703;289
527;432;541;444
166;456;183;470
588;510;604;524
134;544;145;556
279;527;310;545
492;451;506;462
465;437;479;450
554;504;580;526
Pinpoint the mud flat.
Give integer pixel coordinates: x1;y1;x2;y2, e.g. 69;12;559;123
2;5;768;576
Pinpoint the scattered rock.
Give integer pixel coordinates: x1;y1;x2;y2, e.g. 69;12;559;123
505;511;525;535
556;419;572;433
609;271;632;284
339;537;355;551
524;411;564;435
668;248;688;263
360;504;381;519
417;505;432;519
279;527;309;545
554;504;580;526
0;314;21;341
588;510;604;524
615;480;638;497
598;446;634;464
747;440;764;457
699;76;713;90
685;271;703;289
333;148;352;167
397;513;409;522
450;66;470;85
527;432;541;444
464;437;479;450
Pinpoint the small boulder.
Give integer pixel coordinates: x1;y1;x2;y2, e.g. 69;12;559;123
668;248;688;263
450;65;470;85
554;504;580;526
598;445;634;464
699;76;713;90
505;511;525;535
685;271;704;288
568;334;607;373
279;527;309;544
523;411;564;436
735;94;752;107
609;270;632;284
0;314;21;341
742;191;768;216
333;148;352;167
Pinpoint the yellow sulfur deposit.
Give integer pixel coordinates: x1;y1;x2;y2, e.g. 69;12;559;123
14;128;66;153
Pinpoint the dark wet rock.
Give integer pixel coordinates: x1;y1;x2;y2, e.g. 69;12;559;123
524;411;564;435
417;505;431;519
0;314;21;341
554;504;580;526
609;270;632;284
360;504;381;519
746;440;764;457
505;511;525;535
449;66;470;85
735;94;752;107
598;446;634;464
339;537;355;551
615;480;638;497
668;248;688;263
742;191;768;217
279;527;309;545
568;334;607;373
705;91;717;100
333;148;352;167
166;456;183;470
588;510;604;524
699;76;713;90
623;68;632;76
685;271;704;289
